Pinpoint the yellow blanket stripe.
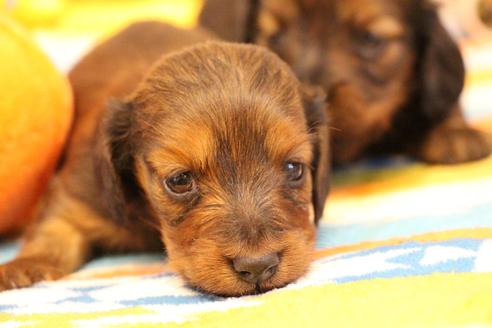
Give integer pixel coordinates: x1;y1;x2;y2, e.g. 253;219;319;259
0;307;155;328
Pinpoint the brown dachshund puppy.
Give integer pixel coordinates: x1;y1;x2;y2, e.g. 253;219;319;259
0;22;330;296
200;0;492;164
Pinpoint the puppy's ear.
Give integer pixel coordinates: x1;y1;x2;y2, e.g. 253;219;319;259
99;99;138;222
301;86;331;225
415;2;465;124
199;0;299;43
255;0;298;43
199;0;258;42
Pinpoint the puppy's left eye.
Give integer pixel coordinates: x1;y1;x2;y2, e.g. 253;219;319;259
165;172;196;195
355;30;388;59
284;162;304;182
361;31;385;47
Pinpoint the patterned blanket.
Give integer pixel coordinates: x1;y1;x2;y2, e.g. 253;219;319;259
2;158;491;328
1;3;492;327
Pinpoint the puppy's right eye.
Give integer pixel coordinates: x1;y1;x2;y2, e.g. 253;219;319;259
165;172;195;195
284;162;304;182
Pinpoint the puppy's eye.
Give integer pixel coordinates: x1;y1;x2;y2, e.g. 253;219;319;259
355;30;388;58
361;30;385;47
165;172;195;195
284;162;304;182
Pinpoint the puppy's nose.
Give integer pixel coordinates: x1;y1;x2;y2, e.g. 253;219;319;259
232;253;280;284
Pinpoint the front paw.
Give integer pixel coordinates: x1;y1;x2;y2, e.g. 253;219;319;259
417;128;492;164
0;258;64;291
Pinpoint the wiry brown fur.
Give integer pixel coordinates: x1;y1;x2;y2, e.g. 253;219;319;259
0;22;330;296
200;0;492;164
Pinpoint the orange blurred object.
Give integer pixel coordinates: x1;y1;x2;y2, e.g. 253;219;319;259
0;15;73;235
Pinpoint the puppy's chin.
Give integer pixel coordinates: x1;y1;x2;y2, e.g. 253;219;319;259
165;229;316;297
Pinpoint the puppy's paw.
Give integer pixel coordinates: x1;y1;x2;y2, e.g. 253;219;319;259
417;128;492;164
0;258;64;291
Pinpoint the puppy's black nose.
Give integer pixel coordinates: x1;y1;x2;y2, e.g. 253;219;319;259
232;253;280;284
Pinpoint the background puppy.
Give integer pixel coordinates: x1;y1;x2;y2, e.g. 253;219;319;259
200;0;492;164
0;22;330;296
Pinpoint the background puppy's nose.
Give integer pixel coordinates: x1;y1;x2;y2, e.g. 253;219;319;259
232;253;280;284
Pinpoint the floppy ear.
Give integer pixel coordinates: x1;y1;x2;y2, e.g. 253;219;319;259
199;0;299;43
199;0;259;42
301;86;331;225
254;0;300;44
97;99;139;222
414;2;465;125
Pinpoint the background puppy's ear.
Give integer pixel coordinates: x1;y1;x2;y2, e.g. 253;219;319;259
301;86;331;225
255;0;299;44
98;99;139;222
415;2;465;125
198;0;298;44
199;0;257;42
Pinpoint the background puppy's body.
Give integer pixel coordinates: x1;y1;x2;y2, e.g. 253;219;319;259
0;22;330;296
200;0;492;164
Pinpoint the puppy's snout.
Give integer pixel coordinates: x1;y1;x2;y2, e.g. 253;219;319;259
232;253;280;284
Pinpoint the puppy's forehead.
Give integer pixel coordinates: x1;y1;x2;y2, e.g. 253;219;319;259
283;0;402;37
146;95;311;172
335;0;406;23
137;42;311;171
